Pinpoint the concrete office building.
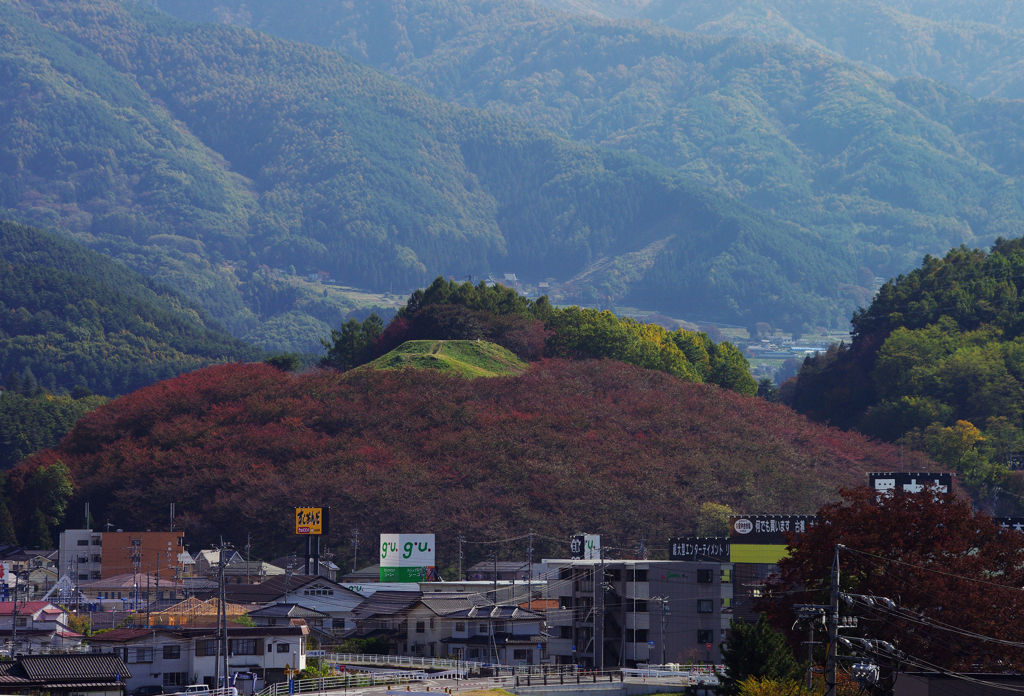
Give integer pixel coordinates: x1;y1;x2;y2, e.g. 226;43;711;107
541;559;733;668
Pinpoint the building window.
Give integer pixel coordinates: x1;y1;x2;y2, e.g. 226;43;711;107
559;596;572;609
92;537;102;546
230;639;258;656
626;629;648;643
277;643;290;653
197;640;217;657
559;626;572;639
131;647;154;663
77;540;89;546
163;673;187;688
493;621;505;633
416;621;425;634
513;650;527;660
131;539;141;546
92;555;101;563
163;645;181;660
478;624;487;634
91;571;101;579
455;622;465;632
14;618;27;628
698;599;713;613
429;618;435;630
697;630;713;644
697;570;713;584
633;600;647;613
633;570;648;582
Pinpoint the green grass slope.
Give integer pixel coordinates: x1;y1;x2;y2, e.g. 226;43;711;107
361;340;528;378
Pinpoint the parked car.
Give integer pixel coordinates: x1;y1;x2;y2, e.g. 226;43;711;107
129;687;164;696
183;686;210;696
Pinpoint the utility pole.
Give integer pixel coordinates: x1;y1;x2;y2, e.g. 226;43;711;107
457;532;464;580
825;546;841;696
351;529;359;573
595;546;604;672
526;532;534;608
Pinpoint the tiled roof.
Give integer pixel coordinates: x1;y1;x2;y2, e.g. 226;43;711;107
224;575;357;603
443;605;543;621
18;653;132;682
339;564;381;581
0;601;58;616
85;628;159;642
418;593;490;616
80;573;177;589
442;632;545;646
353;590;422;619
249;603;329;619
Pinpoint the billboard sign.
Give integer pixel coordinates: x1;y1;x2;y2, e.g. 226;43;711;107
379;534;435;582
869;472;951;495
295;507;328;535
669;537;730;562
728;515;815;545
570;534;601;560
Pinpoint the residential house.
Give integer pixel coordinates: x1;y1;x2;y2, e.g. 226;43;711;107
0;653;130;696
338;564;381;584
270;558;338;581
0;601;83;652
194;550;244;577
349;590;422;650
79;572;187;610
440;603;545;666
224;575;364;633
87;624;308;692
209;562;285;585
247;604;328;631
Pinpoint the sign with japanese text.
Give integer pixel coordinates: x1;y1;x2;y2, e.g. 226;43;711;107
379;534;436;582
728;515;815;545
570;534;601;560
669;537;730;562
869;472;952;495
295;507;328;535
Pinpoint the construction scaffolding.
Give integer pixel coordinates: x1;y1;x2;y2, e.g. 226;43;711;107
146;597;251;627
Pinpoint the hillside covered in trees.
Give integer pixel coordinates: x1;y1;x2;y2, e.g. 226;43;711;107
12;359;931;559
0;0;859;342
322;277;759;394
527;0;1024;101
0;221;260;396
160;0;1024;334
783;238;1024;506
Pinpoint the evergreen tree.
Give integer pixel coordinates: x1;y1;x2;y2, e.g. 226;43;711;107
0;498;18;546
26;508;53;549
719;615;803;696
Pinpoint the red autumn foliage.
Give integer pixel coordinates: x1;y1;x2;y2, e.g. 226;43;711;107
764;487;1024;671
15;361;931;565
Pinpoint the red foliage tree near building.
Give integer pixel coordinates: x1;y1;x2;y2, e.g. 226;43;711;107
763;487;1024;672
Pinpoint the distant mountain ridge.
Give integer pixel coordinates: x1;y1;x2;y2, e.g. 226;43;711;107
157;0;1024;333
1;0;863;338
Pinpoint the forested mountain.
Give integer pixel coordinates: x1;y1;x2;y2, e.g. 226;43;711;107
11;359;931;556
157;0;1024;333
0;220;260;396
783;238;1024;506
525;0;1024;100
0;0;863;341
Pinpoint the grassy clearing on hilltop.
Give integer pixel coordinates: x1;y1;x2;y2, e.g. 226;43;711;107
360;340;528;378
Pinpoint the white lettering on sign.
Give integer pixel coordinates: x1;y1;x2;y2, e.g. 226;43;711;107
734;519;753;534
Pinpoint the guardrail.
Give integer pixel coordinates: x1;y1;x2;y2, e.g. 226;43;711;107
515;671;624;688
255;671;426;696
322;654;482;672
